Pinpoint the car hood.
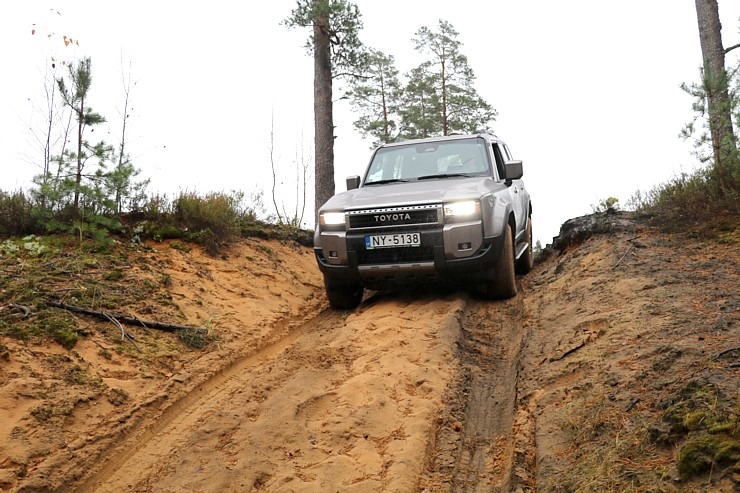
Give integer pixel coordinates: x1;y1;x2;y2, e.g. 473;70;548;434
321;177;506;211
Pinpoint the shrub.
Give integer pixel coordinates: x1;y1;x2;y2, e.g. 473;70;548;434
591;197;619;214
142;193;172;220
0;190;39;236
151;224;183;241
175;191;243;252
627;166;739;230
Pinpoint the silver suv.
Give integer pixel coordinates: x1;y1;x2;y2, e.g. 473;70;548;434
314;130;533;309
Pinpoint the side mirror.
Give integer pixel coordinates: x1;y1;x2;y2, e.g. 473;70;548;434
504;160;523;181
346;175;361;190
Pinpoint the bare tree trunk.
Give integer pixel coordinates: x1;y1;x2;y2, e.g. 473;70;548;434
313;13;335;222
74;94;84;210
300;144;308;226
41;75;56;209
269;111;284;224
381;72;389;141
441;57;448;136
694;0;737;193
116;62;132;213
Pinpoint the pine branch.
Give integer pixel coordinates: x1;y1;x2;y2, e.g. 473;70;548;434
724;42;740;54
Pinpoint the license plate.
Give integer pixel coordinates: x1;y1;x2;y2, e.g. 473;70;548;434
365;232;421;249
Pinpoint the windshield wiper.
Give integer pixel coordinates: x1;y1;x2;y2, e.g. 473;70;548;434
417;173;475;180
364;178;409;185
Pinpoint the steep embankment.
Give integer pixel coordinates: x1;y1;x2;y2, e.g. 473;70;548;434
517;213;738;492
0;212;737;492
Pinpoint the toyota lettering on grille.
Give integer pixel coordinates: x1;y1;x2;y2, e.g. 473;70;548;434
374;213;411;223
348;207;440;229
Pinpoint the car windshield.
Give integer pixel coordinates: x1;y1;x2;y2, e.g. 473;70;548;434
363;138;491;184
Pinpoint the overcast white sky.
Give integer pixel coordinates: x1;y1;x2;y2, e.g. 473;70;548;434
1;1;739;245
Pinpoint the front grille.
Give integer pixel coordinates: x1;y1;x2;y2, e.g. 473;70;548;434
348;205;440;230
356;246;435;265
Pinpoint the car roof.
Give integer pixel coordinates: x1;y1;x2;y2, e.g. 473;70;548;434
378;130;503;149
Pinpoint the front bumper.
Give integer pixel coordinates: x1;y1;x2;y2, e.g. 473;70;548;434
314;225;505;289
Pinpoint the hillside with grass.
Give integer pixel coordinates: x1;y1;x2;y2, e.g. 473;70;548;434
0;171;737;492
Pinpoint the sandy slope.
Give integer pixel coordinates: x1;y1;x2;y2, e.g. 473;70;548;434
516;216;738;492
0;213;737;492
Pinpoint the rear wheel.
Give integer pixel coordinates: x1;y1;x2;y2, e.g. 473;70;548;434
324;278;364;309
480;224;517;299
516;217;534;275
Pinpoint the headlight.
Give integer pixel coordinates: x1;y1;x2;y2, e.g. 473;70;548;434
444;201;481;222
319;211;345;227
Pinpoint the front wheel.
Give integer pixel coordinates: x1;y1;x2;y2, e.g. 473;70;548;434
479;224;517;299
324;278;364;309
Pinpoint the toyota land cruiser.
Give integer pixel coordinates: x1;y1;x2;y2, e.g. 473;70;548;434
314;130;533;309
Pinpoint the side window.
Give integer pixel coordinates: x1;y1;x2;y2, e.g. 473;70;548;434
501;144;513;161
491;144;505;179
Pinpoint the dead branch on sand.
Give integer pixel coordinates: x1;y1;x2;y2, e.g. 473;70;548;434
102;312;142;353
1;304;32;319
47;300;205;333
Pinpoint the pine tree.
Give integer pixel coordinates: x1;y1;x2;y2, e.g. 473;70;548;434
409;20;496;136
56;57;107;211
399;63;441;139
31;56;148;240
692;0;739;193
284;0;368;218
347;49;402;146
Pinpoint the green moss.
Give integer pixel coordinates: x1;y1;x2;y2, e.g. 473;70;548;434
661;381;733;436
107;387;129;406
710;423;736;434
65;365;89;385
37;311;79;348
678;435;740;479
31;405;53;422
0;320;30;341
160;274;172;287
170;241;191;253
715;440;740;463
661;380;740;480
103;269;124;281
80;258;99;269
178;326;217;349
30;399;78;422
239;220;313;246
2;309;80;348
52;328;78;349
257;244;273;256
152;224;183;241
64;364;103;388
684;410;711;431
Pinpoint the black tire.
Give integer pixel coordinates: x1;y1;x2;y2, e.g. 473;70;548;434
516;217;534;275
480;224;517;299
324;278;364;309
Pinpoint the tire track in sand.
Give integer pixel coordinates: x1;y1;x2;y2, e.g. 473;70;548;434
75;293;466;492
72;308;341;493
419;293;528;493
